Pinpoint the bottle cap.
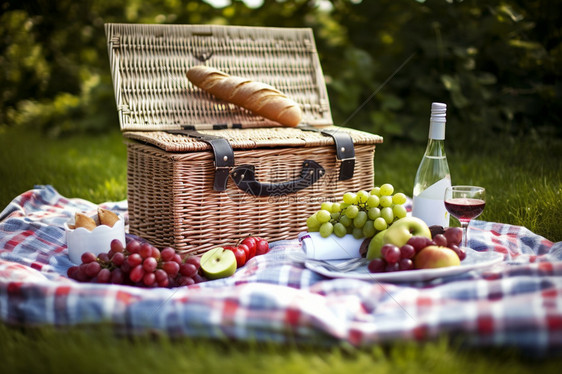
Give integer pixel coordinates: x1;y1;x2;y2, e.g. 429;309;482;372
429;102;446;140
430;102;447;123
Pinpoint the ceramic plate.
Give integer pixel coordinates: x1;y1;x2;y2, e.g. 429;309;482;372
304;248;504;282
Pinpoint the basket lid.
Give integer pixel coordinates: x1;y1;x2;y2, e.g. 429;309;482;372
105;23;333;131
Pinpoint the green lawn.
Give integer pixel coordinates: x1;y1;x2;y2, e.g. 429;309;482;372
1;125;561;373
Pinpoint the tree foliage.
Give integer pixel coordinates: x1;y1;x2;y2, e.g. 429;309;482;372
1;0;560;145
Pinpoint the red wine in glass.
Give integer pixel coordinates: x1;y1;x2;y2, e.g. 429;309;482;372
444;186;486;248
444;198;486;222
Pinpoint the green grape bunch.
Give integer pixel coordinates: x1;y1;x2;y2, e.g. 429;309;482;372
306;183;408;239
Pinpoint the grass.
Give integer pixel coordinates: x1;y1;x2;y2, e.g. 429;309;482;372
1;125;561;372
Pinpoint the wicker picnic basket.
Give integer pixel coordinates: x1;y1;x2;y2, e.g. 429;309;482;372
105;23;383;255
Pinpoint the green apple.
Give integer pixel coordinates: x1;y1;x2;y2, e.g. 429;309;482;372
414;245;461;269
366;229;387;260
200;247;237;280
382;217;431;248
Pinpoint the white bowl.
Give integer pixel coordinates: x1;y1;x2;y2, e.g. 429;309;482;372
65;213;126;264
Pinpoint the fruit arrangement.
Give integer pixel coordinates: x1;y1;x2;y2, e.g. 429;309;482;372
365;219;465;273
67;236;270;286
306;183;409;239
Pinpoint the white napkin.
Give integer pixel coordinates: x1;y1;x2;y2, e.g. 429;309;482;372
297;232;363;260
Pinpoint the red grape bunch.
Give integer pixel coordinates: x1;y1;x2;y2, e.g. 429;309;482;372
67;239;206;287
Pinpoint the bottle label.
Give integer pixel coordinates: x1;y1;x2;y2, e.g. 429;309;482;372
412;178;451;227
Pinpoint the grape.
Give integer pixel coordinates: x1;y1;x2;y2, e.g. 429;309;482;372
126;240;141;254
399;244;415;259
370;187;381;196
352;227;363;239
151;246;161;260
433;234;448;247
98;253;110;264
444;227;463;246
362;220;376;238
306;214;320;232
366;195;380;208
155;269;168;283
143;272;156;287
110;239;124;254
129;265;145;283
111;268;125;284
316;209;332;223
407;236;433;253
331;203;342;213
67;266;80;279
111;252;125;266
180;263;198;277
381;207;394;224
429;225;445;238
385;262;400;272
381;244;401;263
139;243;154;259
343;192;357;204
339;215;352;227
81;252;97;264
392;204;408;219
173;254;182;264
97;268;111;283
333;222;347;238
399;258;414;271
368;258;386;273
157;277;170;288
379;183;394;196
392;192;407;205
160;247;176;262
344;205;359;219
127;253;143;267
143;257;158;273
356;190;370;204
367;207;381;220
331;212;341;221
85;261;101;278
177;276;195;286
374;217;388;231
320;202;333;212
162;261;180;277
379;195;393;208
193;274;207;284
185;256;201;269
319;222;334;238
353;211;368;228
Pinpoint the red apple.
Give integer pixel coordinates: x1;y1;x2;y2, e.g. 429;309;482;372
255;239;269;256
414;245;461;269
241;237;257;259
225;245;246;268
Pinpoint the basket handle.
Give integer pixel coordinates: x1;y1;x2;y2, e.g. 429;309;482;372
230;160;325;197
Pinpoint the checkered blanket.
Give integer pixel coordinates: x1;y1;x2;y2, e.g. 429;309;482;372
1;185;561;356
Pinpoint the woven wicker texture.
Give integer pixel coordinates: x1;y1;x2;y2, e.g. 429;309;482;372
105;23;332;130
124;126;382;152
127;141;377;255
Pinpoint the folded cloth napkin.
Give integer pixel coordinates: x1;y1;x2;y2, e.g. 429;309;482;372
298;231;364;260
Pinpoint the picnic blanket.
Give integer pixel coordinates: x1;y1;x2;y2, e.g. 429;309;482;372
1;185;561;356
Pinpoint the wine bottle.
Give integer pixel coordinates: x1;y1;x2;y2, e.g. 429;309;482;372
412;102;451;227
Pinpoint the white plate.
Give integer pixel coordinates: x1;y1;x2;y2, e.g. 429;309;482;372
304;248;504;282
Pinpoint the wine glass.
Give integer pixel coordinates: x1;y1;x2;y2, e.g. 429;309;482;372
444;186;486;248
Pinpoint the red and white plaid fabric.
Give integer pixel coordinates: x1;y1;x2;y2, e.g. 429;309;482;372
1;185;561;356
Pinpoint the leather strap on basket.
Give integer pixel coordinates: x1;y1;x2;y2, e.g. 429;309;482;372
301;127;356;180
166;129;234;191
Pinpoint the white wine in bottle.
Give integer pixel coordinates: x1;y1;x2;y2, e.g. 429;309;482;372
412;102;451;227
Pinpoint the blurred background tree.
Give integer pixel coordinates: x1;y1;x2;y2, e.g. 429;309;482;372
1;0;560;146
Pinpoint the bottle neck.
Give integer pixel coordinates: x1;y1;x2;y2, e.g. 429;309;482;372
424;138;447;157
428;120;446;140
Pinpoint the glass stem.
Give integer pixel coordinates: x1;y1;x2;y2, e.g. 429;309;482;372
461;221;469;248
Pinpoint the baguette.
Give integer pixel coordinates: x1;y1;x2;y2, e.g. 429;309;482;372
187;66;302;127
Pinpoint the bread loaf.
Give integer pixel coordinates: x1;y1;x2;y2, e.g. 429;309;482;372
187;66;302;127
